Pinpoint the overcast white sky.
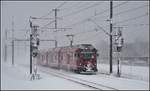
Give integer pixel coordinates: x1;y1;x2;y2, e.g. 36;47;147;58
1;1;149;49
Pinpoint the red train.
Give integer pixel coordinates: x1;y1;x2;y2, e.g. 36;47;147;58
37;44;98;73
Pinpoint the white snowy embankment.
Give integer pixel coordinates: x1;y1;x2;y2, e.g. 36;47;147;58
1;60;149;90
1;61;93;90
97;63;149;81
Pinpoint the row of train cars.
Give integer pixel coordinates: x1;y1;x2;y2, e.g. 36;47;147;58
37;44;99;74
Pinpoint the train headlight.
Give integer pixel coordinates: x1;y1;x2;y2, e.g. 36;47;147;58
92;55;94;58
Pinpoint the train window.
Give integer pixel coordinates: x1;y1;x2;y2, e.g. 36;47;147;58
46;53;48;61
43;55;45;61
61;53;63;60
83;53;92;59
71;53;73;61
78;54;80;58
75;53;79;58
61;55;63;60
74;53;77;57
55;55;57;60
42;55;44;61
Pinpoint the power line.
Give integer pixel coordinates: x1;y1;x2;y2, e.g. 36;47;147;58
89;19;110;36
40;21;55;29
22;2;148;47
42;2;102;28
67;2;148;45
25;1;129;34
114;4;148;17
73;28;98;35
60;2;103;18
42;1;128;29
28;2;67;32
30;2;66;23
114;13;148;25
24;14;148;43
63;1;148;47
94;4;148;21
60;2;82;11
39;2;66;28
41;1;128;27
57;2;67;9
95;1;129;17
75;22;149;43
118;23;149;27
64;1;129;28
76;31;100;43
39;11;53;19
56;14;148;40
39;2;67;19
59;20;110;38
76;23;149;44
61;2;95;12
65;24;110;43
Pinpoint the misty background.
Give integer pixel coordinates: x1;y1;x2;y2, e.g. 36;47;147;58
1;1;149;65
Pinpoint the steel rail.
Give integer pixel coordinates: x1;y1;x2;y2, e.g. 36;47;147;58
39;66;119;90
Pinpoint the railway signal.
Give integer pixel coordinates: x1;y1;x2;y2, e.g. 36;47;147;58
4;29;8;62
29;17;40;80
113;27;124;77
65;34;74;47
11;16;15;65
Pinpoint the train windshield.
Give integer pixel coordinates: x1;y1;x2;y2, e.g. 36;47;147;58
83;53;92;59
81;52;93;59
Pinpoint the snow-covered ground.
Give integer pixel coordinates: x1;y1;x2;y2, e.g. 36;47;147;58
1;61;94;90
97;63;149;81
1;60;149;90
39;65;149;90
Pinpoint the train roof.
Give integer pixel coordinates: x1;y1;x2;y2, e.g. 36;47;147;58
73;44;95;49
39;44;96;53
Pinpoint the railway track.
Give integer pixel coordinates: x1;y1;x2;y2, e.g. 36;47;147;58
39;66;119;90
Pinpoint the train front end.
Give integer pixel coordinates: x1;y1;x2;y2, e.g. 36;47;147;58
76;44;98;73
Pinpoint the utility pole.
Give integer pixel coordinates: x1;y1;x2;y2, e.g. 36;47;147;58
52;8;59;48
30;34;32;74
109;0;113;74
13;37;55;76
65;34;74;47
12;16;14;65
39;9;71;48
4;29;7;62
29;18;32;74
52;8;59;29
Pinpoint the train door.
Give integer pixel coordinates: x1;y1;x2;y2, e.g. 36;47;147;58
47;51;50;66
72;52;76;69
74;52;79;69
67;54;70;64
69;52;74;70
42;54;46;65
41;54;44;65
46;52;48;66
67;49;72;71
58;49;61;69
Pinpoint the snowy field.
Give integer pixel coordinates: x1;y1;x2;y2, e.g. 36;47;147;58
97;63;149;81
1;61;94;90
1;60;149;90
